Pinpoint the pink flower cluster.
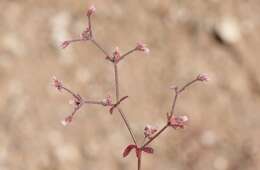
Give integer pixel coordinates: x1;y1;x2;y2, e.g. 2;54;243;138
102;95;113;106
86;5;96;17
144;125;157;139
61;115;73;126
62;95;84;126
60;41;70;49
168;115;189;129
69;95;83;109
113;47;121;62
80;27;91;40
135;42;150;54
52;76;63;91
60;6;97;49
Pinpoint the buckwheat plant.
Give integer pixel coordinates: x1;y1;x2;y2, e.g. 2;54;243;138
53;5;209;170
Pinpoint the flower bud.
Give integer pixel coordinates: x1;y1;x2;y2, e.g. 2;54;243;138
169;115;188;129
136;42;150;54
87;5;96;17
52;76;63;91
197;74;209;82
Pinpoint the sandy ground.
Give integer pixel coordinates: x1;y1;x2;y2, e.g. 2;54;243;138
0;0;260;170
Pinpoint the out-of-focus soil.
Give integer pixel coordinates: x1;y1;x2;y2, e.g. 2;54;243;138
0;0;259;170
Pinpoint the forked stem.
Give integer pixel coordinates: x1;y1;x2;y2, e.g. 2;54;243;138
142;78;200;148
91;39;113;61
118;48;137;62
170;79;198;117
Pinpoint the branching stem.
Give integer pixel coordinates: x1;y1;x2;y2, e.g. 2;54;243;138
118;48;137;62
142;78;199;149
91;39;113;61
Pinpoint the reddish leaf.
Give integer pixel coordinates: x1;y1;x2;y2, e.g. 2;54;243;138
135;148;142;159
123;144;137;157
142;147;154;154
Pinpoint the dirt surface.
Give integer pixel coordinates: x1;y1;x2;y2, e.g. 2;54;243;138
0;0;260;170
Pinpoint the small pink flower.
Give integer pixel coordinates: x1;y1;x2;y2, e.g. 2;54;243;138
123;144;137;157
136;42;150;54
197;74;209;82
102;95;113;106
69;95;83;108
61;115;73;126
113;47;121;62
52;76;63;91
86;5;96;17
60;41;70;49
80;27;91;40
169;115;188;129
142;147;154;154
144;125;157;139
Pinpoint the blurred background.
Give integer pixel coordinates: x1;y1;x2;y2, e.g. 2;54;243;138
0;0;260;170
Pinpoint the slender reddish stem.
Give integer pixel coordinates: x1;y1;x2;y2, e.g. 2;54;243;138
68;39;84;43
113;62;137;145
117;107;137;145
170;92;178;117
71;104;82;117
62;87;106;106
170;79;198;117
88;16;92;37
178;79;198;93
87;15;112;62
114;63;120;101
91;39;113;61
61;86;79;98
84;100;104;105
118;48;137;62
138;155;142;170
